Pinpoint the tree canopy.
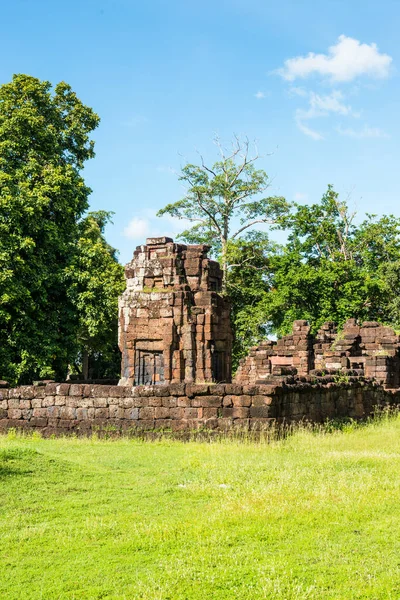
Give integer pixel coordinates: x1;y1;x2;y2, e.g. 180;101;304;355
0;74;100;384
157;136;289;291
159;139;400;368
65;211;125;379
267;186;400;336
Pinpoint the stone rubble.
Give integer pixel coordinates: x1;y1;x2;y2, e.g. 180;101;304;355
235;319;400;389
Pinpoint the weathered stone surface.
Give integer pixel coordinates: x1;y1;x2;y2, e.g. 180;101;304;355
235;318;400;390
118;238;232;386
6;381;387;436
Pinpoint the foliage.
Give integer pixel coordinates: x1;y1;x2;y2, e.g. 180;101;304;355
267;186;400;335
157;136;289;290
0;74;99;384
159;139;400;363
2;416;400;598
65;211;125;379
157;136;290;364
226;232;276;368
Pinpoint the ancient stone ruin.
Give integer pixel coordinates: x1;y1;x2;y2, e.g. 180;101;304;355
235;318;400;389
119;237;400;391
3;237;400;435
118;237;232;386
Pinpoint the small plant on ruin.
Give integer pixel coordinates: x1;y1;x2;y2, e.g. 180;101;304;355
333;372;350;384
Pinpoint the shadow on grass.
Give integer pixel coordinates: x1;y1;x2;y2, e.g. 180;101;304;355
0;448;39;479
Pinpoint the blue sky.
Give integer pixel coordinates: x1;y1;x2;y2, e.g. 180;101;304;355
1;0;399;263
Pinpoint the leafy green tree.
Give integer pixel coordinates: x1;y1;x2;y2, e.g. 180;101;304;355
65;211;125;379
157;136;289;291
0;74;99;384
226;232;277;368
267;186;400;335
157;136;290;367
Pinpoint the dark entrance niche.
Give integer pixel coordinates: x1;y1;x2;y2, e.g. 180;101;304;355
209;277;220;292
134;349;164;385
212;349;225;382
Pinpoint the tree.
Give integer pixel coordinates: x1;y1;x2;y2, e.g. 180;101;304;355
225;232;276;368
266;186;400;335
0;74;99;384
157;136;289;291
65;211;125;380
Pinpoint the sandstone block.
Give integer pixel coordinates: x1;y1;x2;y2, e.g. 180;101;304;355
177;396;191;407
232;395;251;407
55;396;67;407
69;384;84;397
154;407;170;419
183;408;199;419
94;398;108;408
30;418;48;427
56;384;70;396
250;406;270;418
139;407;155;420
124;408;139;420
232;407;249;419
147;396;162;407
32;408;48;418
76;408;88;420
60;406;77;420
94;408;109;419
186;384;209;397
8;399;21;409
8;409;22;419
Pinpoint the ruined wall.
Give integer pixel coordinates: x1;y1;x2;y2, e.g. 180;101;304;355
0;380;396;435
118;237;400;395
118;237;232;386
235;319;400;389
235;320;313;385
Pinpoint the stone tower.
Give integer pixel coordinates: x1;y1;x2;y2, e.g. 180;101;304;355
118;237;232;386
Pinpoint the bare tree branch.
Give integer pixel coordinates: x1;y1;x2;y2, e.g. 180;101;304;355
194;191;222;236
231;218;276;239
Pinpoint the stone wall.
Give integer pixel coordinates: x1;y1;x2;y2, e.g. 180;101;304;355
0;380;396;435
118;237;232;386
235;319;400;389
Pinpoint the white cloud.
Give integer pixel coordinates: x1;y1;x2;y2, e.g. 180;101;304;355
254;91;265;99
294;91;357;140
296;91;352;120
295;116;324;141
309;91;351;115
289;86;308;97
278;35;392;83
123;217;150;240
336;125;390;139
123;209;190;242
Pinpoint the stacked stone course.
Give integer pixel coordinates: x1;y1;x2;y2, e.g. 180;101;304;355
0;380;396;435
235;319;400;389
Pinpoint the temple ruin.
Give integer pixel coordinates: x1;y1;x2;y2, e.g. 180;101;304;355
118;237;232;386
3;237;400;434
119;237;400;391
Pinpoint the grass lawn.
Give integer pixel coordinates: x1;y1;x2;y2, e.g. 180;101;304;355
1;418;400;599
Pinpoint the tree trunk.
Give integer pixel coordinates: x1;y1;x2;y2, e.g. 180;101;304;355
221;237;227;293
82;349;89;380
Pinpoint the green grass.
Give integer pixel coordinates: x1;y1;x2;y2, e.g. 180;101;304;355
1;417;400;599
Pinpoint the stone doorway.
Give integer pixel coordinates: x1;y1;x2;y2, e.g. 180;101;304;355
212;350;225;382
134;350;165;386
